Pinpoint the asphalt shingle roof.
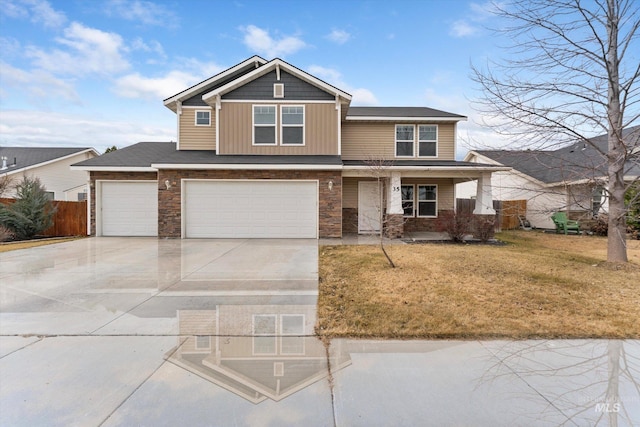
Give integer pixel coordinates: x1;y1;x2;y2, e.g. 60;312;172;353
475;126;640;184
347;106;466;119
72;142;343;167
0;147;94;172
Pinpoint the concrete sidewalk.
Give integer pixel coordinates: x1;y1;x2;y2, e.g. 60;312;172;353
1;238;639;426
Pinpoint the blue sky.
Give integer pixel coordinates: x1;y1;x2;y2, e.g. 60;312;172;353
0;0;506;156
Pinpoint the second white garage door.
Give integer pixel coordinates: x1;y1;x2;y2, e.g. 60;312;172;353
184;180;318;238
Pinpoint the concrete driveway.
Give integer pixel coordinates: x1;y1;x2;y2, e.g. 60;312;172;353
1;238;639;426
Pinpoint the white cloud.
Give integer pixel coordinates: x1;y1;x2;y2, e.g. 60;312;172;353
449;20;478;38
325;29;351;44
0;61;80;104
239;25;307;58
115;71;198;100
308;65;378;106
130;37;167;59
26;22;129;76
105;0;178;27
114;60;223;100
0;110;175;152
1;0;67;28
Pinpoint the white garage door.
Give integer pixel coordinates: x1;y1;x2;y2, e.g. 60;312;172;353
184;180;317;238
100;181;158;236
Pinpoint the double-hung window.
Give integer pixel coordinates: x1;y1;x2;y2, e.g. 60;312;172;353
417;185;437;217
281;106;304;145
195;110;211;126
418;125;437;157
253;105;276;145
401;185;414;217
396;125;414;157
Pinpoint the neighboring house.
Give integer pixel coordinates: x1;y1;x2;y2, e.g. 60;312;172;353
0;147;98;201
72;56;507;238
457;126;640;229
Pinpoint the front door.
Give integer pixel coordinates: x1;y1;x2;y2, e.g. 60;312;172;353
358;181;382;233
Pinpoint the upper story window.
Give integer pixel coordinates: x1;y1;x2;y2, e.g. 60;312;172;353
396;125;414;157
395;124;439;158
281;106;304;145
418;125;437;157
253;105;276;145
195;110;211;126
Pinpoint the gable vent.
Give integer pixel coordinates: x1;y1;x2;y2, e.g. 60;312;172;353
274;83;284;99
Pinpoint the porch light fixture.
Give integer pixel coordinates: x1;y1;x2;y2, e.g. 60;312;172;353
328;180;334;191
165;179;171;190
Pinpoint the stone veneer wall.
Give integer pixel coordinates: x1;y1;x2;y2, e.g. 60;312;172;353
157;169;342;238
384;214;404;238
89;171;158;236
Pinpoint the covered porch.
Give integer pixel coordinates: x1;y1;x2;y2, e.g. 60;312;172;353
341;162;510;238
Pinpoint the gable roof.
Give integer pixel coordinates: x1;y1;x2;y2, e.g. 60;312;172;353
346;107;466;121
163;56;268;112
471;125;640;185
201;58;352;105
0;147;97;175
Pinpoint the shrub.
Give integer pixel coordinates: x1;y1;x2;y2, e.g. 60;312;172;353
0;177;56;240
474;216;496;242
435;211;473;242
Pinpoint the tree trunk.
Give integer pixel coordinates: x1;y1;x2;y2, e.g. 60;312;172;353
606;0;628;263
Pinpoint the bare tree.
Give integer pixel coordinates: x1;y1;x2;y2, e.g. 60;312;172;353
472;0;640;262
362;156;397;268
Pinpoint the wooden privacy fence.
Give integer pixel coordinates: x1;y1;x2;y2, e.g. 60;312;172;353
0;198;88;237
456;199;527;231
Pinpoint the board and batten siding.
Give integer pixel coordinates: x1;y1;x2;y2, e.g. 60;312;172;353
341;122;456;160
179;107;216;150
343;177;455;210
218;102;338;155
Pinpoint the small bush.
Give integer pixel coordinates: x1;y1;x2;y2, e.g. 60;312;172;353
0;177;56;240
474;216;496;242
435;211;473;242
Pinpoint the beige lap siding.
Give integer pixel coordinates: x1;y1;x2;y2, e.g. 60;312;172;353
89;171;158;236
158;170;342;238
178;108;216;150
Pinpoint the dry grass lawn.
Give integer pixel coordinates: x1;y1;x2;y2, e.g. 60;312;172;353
0;237;82;253
317;231;640;339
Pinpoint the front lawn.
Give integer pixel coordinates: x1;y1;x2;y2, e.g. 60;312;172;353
316;231;640;339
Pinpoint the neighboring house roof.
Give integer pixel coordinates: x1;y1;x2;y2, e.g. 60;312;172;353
0;147;98;175
71;142;343;171
346;107;466;121
470;125;640;185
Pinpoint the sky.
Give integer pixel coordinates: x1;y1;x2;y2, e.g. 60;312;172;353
0;0;547;157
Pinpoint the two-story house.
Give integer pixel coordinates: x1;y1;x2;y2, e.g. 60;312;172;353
72;56;506;238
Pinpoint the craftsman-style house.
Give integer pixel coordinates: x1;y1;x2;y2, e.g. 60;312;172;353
73;56;505;238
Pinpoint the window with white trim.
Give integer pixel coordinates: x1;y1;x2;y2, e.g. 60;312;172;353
417;185;437;217
396;125;414;157
195;110;211;126
253;314;276;355
281;106;304;145
253;105;276;145
401;185;414;217
418;125;437;157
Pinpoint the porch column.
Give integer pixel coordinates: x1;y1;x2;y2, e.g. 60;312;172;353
385;172;404;238
387;172;403;214
473;172;496;215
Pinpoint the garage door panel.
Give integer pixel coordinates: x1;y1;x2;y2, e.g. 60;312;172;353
184;181;317;238
101;182;158;237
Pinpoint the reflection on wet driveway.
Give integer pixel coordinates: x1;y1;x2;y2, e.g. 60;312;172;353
1;238;639;426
